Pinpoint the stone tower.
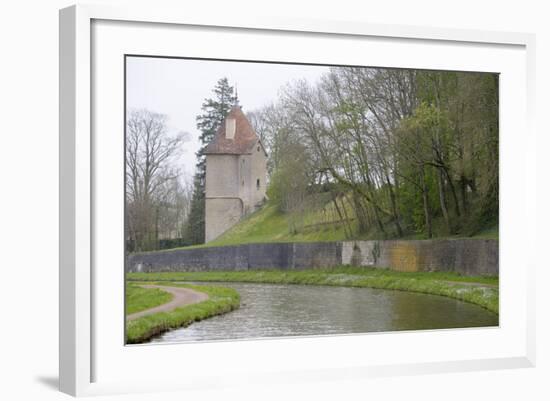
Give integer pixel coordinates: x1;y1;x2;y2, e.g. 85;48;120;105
203;105;268;242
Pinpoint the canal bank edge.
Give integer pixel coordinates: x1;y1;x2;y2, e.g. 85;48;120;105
127;239;498;276
127;269;499;315
126;283;240;344
148;282;498;343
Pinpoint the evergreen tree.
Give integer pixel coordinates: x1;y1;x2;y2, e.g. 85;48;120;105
186;78;237;244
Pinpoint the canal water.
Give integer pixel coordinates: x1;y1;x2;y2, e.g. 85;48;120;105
152;282;498;343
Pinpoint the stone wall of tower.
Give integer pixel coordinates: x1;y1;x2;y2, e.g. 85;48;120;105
204;154;242;242
237;155;252;215
236;144;267;217
204;198;243;242
204;142;267;243
249;140;267;208
205;154;239;197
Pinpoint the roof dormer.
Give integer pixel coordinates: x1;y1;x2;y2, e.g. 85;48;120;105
225;118;236;140
204;106;267;156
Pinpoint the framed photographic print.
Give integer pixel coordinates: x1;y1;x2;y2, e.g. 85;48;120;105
59;4;536;397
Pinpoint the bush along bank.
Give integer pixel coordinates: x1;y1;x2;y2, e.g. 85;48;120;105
126;283;240;344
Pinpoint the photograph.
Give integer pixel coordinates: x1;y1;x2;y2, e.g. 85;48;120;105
2;0;546;399
124;56;499;345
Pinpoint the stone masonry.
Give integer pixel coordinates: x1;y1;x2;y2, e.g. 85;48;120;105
127;239;498;276
203;105;268;242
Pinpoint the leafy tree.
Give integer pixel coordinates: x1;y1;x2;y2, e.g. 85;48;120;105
255;68;498;240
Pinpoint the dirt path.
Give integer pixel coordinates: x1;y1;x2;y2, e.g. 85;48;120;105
127;285;209;321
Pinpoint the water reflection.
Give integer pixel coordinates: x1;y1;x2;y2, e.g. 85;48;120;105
152;282;498;343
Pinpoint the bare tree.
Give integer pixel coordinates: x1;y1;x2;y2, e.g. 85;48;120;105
125;109;187;251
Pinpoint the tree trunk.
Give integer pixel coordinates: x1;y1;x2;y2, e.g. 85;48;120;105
442;167;461;217
331;193;351;239
437;169;451;234
420;166;433;238
460;174;469;214
386;175;403;237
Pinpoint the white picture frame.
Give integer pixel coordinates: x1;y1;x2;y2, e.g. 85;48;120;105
59;4;536;397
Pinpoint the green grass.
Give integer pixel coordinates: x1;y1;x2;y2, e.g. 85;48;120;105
129;195;499;255
126;283;173;315
470;225;499;240
126;283;240;344
134;199;498;254
400;225;500;241
127;267;499;315
132;204;350;254
166;204;349;251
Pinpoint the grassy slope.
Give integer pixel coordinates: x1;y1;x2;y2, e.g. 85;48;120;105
126;283;173;315
126;283;240;344
208;203;349;246
127;268;499;314
159;200;498;252
470;226;499;240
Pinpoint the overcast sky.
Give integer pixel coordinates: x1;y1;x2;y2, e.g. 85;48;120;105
126;56;330;180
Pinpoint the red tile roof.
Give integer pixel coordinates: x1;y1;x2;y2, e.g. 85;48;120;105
204;106;261;155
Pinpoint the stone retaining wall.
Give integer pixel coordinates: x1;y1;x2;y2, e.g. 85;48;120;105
127;239;498;276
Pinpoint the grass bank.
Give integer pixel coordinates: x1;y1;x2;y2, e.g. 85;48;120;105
126;283;174;315
126;283;240;344
144;201;498;252
127;267;498;315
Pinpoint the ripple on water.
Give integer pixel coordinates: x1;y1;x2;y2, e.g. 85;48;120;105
152;282;498;344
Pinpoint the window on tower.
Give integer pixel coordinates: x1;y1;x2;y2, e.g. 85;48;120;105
256;178;260;189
